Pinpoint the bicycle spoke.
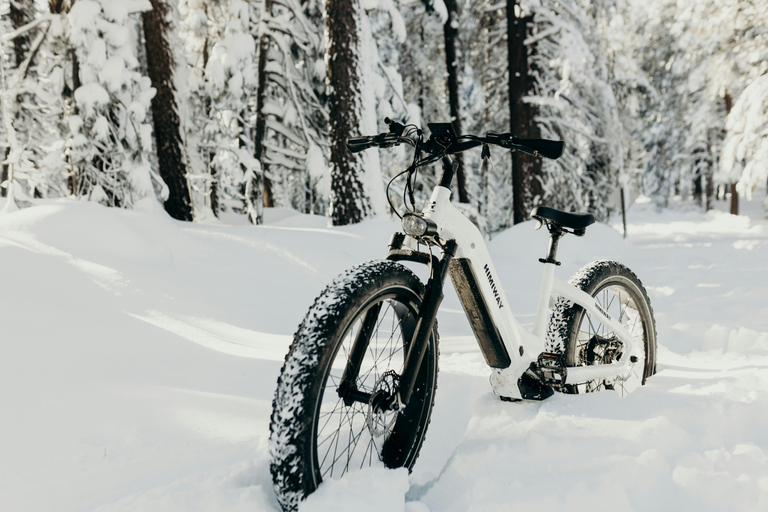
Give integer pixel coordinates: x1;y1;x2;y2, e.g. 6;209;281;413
314;291;421;481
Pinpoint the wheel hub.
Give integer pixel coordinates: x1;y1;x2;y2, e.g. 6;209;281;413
586;334;622;365
366;371;400;436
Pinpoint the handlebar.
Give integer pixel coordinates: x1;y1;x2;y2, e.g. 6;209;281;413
346;132;416;153
485;132;565;160
345;121;564;160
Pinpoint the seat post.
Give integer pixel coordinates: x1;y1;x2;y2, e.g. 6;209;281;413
532;225;564;338
539;226;565;266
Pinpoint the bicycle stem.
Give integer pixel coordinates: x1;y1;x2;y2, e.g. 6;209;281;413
438;155;458;189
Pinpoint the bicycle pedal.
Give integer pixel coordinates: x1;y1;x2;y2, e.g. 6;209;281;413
535;353;567;388
517;367;554;401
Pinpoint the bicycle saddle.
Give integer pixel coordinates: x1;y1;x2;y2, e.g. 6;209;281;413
531;206;595;233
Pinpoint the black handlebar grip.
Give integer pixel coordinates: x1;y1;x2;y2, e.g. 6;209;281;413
515;138;565;160
346;137;375;153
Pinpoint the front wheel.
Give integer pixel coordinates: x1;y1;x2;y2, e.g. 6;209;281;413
269;260;438;511
546;260;657;396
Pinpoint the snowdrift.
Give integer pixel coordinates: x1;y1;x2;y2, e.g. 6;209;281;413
2;196;767;512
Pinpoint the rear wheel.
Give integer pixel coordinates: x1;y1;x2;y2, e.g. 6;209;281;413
546;260;656;396
269;260;438;511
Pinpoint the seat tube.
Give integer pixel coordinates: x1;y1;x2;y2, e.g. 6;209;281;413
532;263;556;338
532;230;564;338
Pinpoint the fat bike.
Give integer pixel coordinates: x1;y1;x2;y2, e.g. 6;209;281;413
269;119;657;510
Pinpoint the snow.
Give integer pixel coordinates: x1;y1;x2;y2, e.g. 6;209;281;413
2;188;768;511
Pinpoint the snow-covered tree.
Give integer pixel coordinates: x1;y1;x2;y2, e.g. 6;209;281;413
720;74;768;208
395;1;449;211
325;0;411;224
1;0;38;204
525;0;625;221
66;0;159;207
462;0;628;231
254;0;329;217
178;0;259;221
634;0;768;213
711;0;768;213
1;0;79;206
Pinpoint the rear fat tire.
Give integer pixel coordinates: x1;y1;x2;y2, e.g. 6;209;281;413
546;260;657;395
269;260;438;511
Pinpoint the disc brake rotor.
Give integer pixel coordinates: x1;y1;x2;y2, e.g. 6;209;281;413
366;370;400;437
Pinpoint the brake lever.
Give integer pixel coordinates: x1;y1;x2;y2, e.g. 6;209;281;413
384;117;406;136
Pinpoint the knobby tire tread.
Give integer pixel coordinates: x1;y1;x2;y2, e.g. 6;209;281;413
545;260;657;393
269;260;438;511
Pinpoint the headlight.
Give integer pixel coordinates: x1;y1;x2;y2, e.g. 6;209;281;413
401;213;437;238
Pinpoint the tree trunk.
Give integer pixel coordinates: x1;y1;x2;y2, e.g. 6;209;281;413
325;0;371;226
195;38;220;216
254;0;274;209
730;184;739;215
241;116;263;224
142;0;194;221
507;0;542;225
1;147;8;199
68;48;81;196
443;0;468;203
724;91;738;216
693;171;702;205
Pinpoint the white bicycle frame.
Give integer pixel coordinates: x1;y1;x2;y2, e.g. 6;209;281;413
420;184;640;400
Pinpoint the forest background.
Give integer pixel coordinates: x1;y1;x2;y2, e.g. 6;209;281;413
1;0;767;230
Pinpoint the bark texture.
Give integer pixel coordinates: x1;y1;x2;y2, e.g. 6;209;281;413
443;0;468;203
724;92;738;215
507;0;542;224
326;0;371;226
254;0;274;209
142;0;194;221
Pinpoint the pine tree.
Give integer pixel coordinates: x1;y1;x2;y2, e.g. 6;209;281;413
635;0;768;212
461;0;627;230
66;0;159;207
254;0;329;218
142;0;193;221
325;0;377;225
1;0;37;200
177;0;259;221
397;1;448;211
524;0;624;221
463;2;512;233
1;0;74;204
507;0;542;224
442;0;468;203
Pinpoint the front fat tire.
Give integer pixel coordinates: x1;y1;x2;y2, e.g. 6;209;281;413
546;260;657;395
269;260;438;511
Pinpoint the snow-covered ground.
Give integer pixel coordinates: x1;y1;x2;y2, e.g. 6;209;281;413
2;191;768;512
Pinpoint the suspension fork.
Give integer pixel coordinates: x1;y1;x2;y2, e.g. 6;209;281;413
337;238;456;408
398;240;455;405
